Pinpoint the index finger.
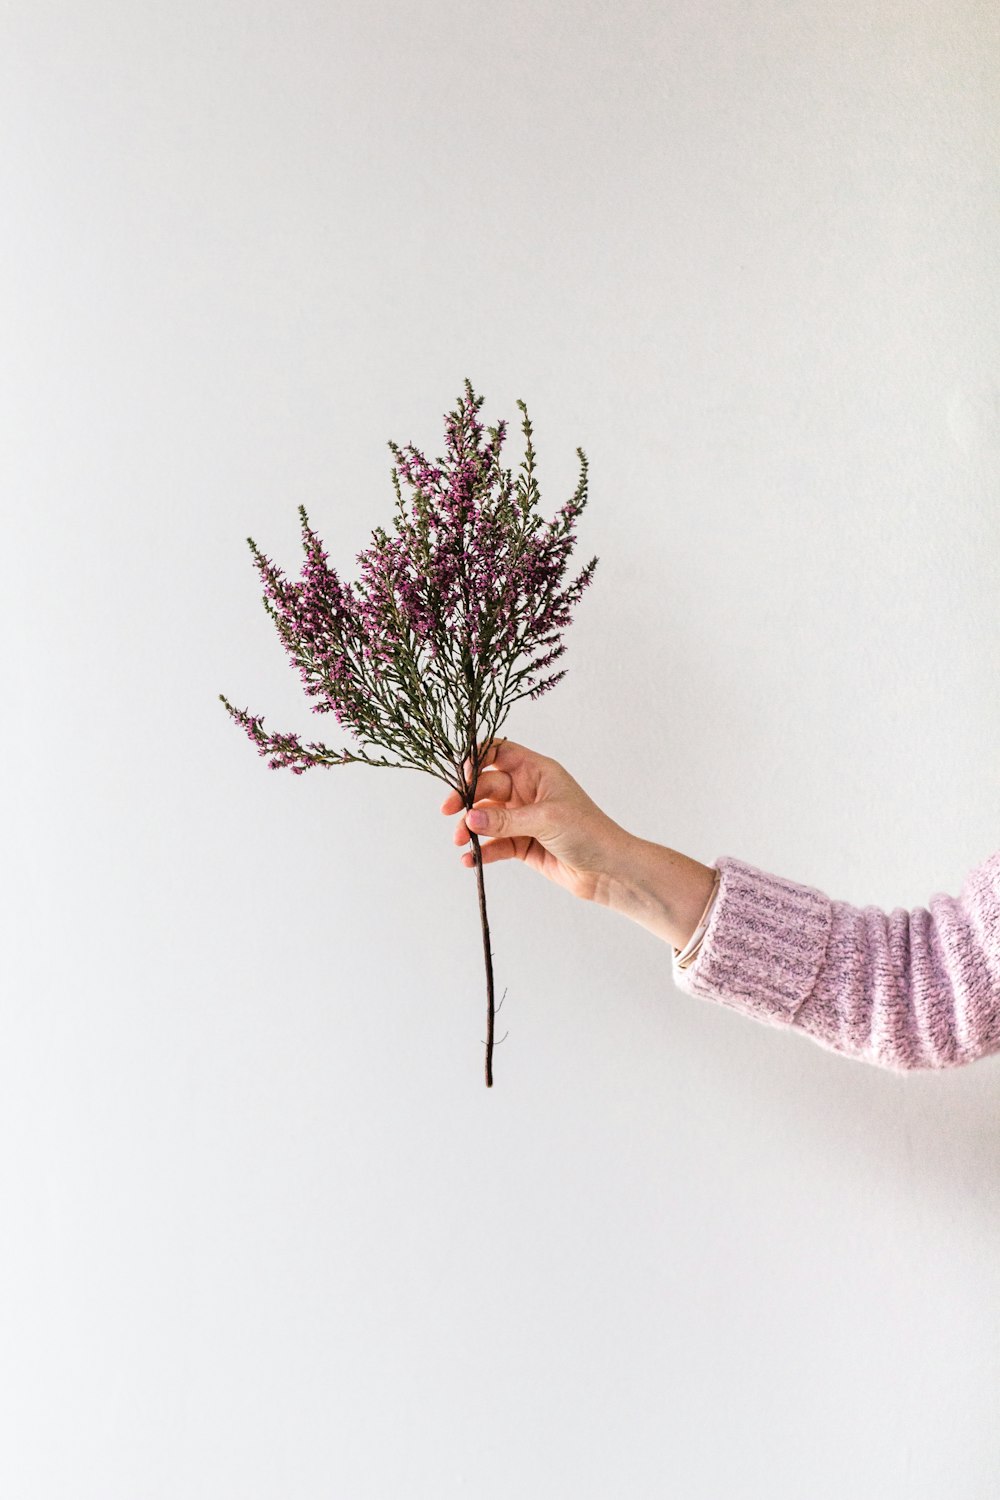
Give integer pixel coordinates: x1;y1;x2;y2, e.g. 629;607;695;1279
462;736;522;783
441;765;513;813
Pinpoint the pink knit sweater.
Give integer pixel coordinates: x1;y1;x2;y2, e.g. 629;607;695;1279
669;849;1000;1071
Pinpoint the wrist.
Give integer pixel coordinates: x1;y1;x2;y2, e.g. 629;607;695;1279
594;832;718;950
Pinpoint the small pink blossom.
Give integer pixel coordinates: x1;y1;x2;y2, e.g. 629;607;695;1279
218;380;598;1085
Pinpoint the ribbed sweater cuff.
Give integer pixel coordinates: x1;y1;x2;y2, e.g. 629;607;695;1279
671;855;833;1027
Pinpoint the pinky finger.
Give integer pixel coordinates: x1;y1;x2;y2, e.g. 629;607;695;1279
462;838;515;867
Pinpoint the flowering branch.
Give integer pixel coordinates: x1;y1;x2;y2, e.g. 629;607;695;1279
220;379;598;1086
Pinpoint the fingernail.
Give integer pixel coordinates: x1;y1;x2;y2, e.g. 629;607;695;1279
467;809;488;829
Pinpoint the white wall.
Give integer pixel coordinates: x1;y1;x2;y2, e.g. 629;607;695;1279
4;2;1000;1495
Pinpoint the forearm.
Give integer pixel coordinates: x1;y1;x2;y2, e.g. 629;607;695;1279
604;831;1000;1072
593;830;718;950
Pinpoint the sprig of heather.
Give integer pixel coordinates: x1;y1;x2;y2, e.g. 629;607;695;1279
219;379;598;1085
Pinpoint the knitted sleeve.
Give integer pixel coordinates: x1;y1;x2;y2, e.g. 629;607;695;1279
670;849;1000;1071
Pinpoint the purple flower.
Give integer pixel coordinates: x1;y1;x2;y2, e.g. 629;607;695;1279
219;380;599;1085
221;380;596;782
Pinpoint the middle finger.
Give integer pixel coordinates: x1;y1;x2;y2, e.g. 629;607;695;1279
441;767;513;812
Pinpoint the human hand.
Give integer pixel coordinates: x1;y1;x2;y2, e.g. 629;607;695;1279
439;737;635;905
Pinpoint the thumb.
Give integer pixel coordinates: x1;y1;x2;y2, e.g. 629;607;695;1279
466;802;545;840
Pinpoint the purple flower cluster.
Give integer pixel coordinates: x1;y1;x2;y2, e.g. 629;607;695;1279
220;380;598;788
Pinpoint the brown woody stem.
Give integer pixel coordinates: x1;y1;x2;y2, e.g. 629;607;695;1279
467;827;495;1087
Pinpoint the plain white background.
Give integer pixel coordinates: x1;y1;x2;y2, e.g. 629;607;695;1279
3;1;1000;1495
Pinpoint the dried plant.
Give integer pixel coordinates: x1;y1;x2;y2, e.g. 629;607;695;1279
220;379;597;1085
